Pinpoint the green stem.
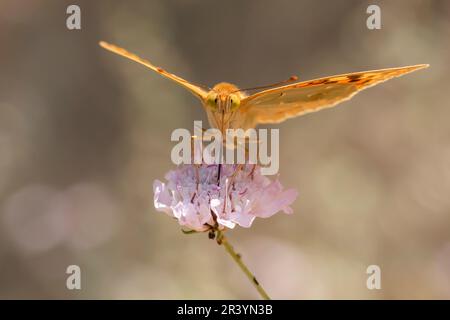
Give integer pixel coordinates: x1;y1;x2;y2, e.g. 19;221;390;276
217;230;271;300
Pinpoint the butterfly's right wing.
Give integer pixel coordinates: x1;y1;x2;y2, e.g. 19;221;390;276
99;41;208;101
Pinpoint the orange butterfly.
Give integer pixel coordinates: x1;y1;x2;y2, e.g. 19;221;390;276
99;41;428;133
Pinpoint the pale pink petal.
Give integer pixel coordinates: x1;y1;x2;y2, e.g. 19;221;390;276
153;180;173;215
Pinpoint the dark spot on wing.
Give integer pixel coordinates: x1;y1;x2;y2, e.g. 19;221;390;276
347;74;362;82
156;67;165;73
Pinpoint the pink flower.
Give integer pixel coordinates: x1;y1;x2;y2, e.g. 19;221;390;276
153;164;298;231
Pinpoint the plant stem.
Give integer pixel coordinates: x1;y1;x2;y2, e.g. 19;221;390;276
216;230;271;300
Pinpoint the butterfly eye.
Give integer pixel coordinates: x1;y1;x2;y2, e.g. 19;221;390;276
229;94;240;111
206;92;218;110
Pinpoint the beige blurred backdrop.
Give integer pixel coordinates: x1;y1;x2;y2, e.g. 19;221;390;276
0;0;449;299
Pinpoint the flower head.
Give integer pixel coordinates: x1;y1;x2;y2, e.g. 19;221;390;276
153;164;298;231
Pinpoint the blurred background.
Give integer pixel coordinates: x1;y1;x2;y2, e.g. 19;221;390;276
0;0;449;299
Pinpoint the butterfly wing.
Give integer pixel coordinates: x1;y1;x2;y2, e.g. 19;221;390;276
99;41;208;101
239;64;428;129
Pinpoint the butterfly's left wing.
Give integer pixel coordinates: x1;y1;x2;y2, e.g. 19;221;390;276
99;41;208;101
239;64;428;129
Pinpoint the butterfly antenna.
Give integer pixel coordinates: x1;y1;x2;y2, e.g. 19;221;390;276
234;75;299;92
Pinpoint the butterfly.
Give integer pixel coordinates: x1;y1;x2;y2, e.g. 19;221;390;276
99;41;428;133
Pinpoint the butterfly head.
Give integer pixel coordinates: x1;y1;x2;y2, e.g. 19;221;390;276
206;82;241;112
204;82;246;131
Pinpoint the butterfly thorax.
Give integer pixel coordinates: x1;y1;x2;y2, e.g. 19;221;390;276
203;82;248;133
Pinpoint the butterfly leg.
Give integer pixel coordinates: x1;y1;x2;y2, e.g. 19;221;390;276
190;134;205;190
